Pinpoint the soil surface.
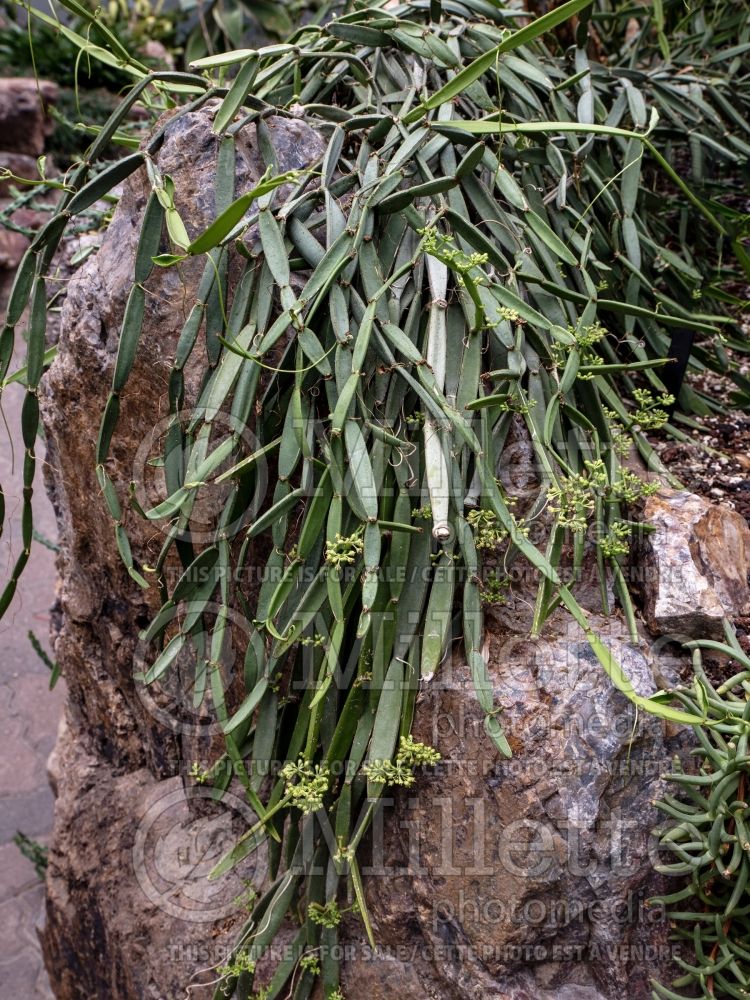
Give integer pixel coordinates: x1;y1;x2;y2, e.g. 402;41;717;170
651;346;750;524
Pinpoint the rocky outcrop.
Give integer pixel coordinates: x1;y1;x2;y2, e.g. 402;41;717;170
37;102;730;1000
39;104;326;998
638;488;750;638
41;104;326;773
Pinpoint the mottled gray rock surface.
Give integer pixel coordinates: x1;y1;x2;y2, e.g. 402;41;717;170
44;719;262;1000
639;487;750;637
339;613;684;1000
41;103;325;775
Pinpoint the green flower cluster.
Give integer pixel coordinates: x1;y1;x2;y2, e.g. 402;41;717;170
280;759;330;814
575;321;607;351
189;761;210;784
325;529;364;568
300;634;327;648
419;227;489;286
603;408;634;459
611;468;659;504
467;508;508;549
548;459;608;533
598;520;631;559
496;306;521;323
399;734;442;766
497;388;537;414
481;571;510;605
308;899;342;928
362;736;441;787
217;950;256;979
299;953;321;975
551;321;607;373
549;458;657;536
631;388;675;430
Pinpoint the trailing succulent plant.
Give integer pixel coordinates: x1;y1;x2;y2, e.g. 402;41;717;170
2;0;750;997
650;630;750;1000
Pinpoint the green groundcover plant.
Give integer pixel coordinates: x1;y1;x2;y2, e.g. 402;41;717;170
2;0;750;997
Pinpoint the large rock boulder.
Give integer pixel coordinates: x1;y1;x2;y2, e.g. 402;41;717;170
39;104;326;998
38;102;704;1000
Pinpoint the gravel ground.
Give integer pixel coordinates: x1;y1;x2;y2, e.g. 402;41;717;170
652;413;750;522
648;333;750;516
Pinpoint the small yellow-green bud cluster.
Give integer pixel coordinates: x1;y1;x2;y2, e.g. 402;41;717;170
280;758;330;814
325;529;364;568
631;388;674;430
598;520;632;559
467;508;509;549
363;736;441;788
308;899;342;928
217;950;256;979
